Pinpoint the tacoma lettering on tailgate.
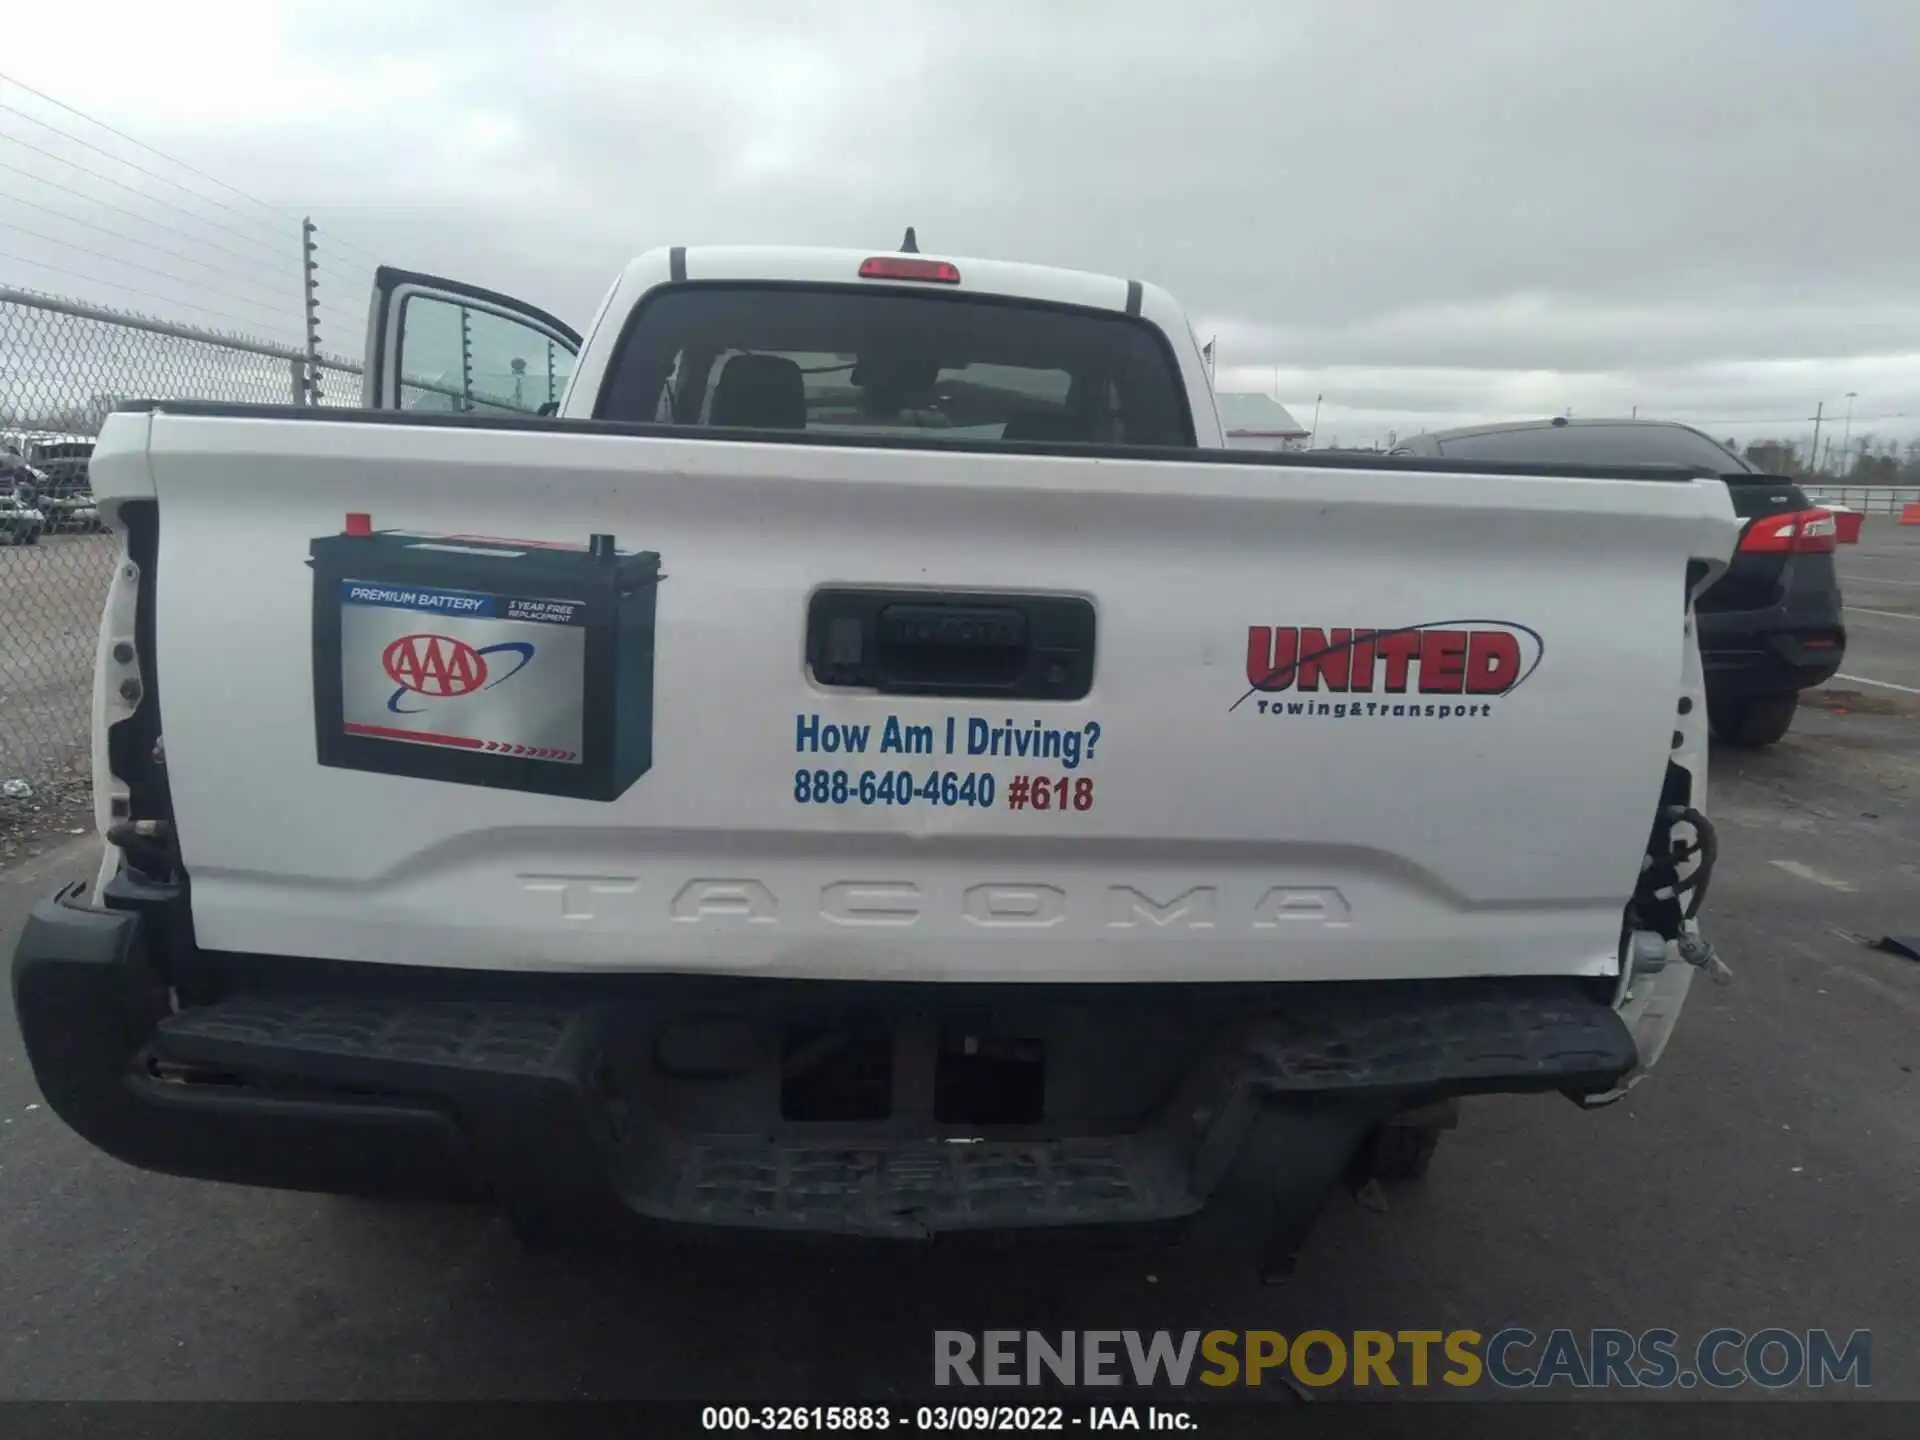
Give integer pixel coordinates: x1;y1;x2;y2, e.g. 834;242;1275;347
517;877;1352;930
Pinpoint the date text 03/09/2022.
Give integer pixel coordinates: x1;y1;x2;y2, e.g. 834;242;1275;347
700;1405;1189;1432
793;710;1103;813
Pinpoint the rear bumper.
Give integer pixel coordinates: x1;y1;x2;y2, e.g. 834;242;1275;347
14;885;1645;1238
1697;609;1845;700
8;891;486;1202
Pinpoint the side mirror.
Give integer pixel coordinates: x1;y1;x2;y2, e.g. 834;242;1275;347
537;401;559;417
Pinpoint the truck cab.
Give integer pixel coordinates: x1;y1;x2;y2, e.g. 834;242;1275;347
365;243;1228;446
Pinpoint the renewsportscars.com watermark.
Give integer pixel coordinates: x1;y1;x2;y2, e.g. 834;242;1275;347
934;1328;1872;1391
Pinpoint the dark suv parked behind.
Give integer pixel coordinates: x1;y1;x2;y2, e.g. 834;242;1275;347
1391;419;1844;747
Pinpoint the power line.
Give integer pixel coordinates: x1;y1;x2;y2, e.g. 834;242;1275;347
317;249;377;276
317;311;366;348
0;159;301;286
0;132;299;266
0;72;386;267
0;100;295;248
0;219;293;331
317;278;372;304
0;72;296;221
5;192;301;304
318;311;365;341
306;222;383;267
315;258;379;292
317;268;378;305
317;288;373;323
0;247;299;337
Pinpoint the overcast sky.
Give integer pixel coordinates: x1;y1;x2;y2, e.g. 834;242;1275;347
5;0;1918;453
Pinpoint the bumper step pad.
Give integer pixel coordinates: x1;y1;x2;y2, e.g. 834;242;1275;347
648;1134;1184;1237
1236;979;1637;1097
157;993;594;1084
10;885;1635;1233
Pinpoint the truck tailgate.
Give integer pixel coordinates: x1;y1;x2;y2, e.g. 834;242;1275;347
109;411;1737;983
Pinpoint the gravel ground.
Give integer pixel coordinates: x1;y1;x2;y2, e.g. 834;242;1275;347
1;530;114;860
0;751;93;866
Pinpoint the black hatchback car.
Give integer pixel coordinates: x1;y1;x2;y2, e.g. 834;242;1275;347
1391;419;1845;747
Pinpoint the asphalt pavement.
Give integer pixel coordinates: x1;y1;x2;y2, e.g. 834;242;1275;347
1830;518;1920;694
0;523;1916;1407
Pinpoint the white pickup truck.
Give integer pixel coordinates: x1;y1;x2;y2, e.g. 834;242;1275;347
12;241;1738;1266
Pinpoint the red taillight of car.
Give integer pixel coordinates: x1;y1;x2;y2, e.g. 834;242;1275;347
858;256;962;284
1739;508;1837;555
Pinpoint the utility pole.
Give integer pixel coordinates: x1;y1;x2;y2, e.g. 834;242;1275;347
1840;391;1858;477
1308;393;1322;448
300;217;321;405
1808;401;1825;476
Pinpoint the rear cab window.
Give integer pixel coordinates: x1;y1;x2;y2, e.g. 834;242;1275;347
594;285;1195;447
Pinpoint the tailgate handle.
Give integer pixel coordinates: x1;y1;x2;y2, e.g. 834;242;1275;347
807;589;1095;699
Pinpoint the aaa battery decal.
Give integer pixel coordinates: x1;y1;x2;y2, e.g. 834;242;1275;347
792;710;1105;813
311;520;661;802
339;582;587;761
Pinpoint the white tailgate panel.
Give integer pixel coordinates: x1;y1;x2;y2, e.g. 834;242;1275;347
143;414;1737;982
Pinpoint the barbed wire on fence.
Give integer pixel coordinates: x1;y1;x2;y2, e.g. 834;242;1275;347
0;220;297;334
6;192;300;305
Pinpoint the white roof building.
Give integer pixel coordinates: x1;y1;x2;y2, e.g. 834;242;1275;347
1214;392;1310;449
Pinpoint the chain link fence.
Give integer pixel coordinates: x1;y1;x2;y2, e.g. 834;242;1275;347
2;287;361;850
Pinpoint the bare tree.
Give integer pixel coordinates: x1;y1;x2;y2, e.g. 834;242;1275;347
1743;439;1801;475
